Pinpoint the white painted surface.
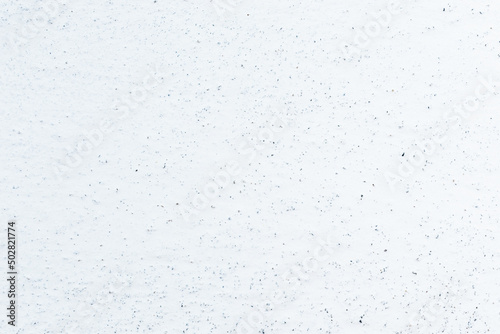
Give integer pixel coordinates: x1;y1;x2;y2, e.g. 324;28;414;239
1;0;499;332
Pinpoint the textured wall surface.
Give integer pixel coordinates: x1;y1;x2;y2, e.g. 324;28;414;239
1;0;499;333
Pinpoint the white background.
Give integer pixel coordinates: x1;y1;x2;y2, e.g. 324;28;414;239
1;0;500;333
